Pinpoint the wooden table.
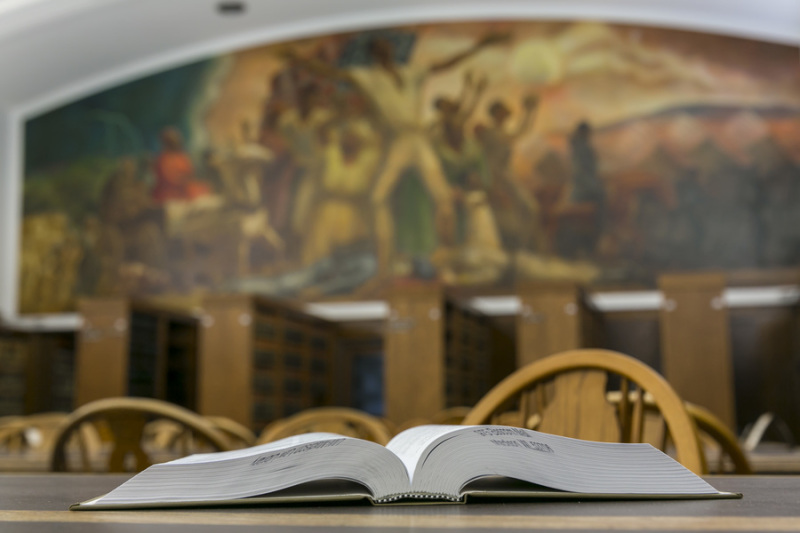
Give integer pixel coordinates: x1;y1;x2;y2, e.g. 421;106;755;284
1;474;799;532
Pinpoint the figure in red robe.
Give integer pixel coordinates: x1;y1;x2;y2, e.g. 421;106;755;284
151;127;210;203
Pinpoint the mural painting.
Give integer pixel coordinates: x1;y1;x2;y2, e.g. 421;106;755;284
20;21;800;314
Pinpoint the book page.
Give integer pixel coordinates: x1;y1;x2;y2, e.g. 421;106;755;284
410;426;720;497
167;433;344;464
385;425;465;482
83;432;408;506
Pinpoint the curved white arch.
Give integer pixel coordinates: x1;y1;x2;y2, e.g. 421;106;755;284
1;0;798;326
0;0;797;116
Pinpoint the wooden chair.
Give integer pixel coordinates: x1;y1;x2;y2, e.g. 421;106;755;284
394;406;473;434
205;416;256;448
0;416;26;452
257;407;393;446
50;397;231;472
142;416;255;454
686;402;752;474
462;349;705;474
606;391;752;474
430;406;472;425
0;413;69;453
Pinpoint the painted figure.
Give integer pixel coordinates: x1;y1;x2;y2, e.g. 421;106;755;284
474;94;544;252
151;127;210;204
284;31;509;275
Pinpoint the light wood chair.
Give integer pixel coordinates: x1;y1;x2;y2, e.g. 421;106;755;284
394;406;473;434
686;402;752;474
205;416;257;448
0;413;69;454
430;406;472;425
462;349;705;474
257;407;393;446
0;416;26;452
142;416;255;454
50;397;231;472
605;391;752;475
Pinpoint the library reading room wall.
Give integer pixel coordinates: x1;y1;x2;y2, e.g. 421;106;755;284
19;20;800;315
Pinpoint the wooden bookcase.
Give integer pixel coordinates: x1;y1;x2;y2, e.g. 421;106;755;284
0;328;75;416
77;294;346;431
76;297;199;409
444;298;495;409
515;281;605;367
383;284;508;425
198;294;343;431
336;322;385;416
0;334;27;415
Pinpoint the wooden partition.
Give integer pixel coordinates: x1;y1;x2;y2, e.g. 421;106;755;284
515;281;604;367
658;273;736;431
383;284;509;425
0;328;75;416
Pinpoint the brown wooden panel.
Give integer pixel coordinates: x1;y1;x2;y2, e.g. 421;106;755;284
384;285;445;425
75;297;130;406
516;281;587;367
197;294;253;427
659;273;736;431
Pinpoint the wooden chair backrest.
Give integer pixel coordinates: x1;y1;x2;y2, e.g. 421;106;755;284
686;402;752;474
205;416;257;448
605;392;752;475
257;407;393;446
0;416;26;452
50;397;230;472
430;406;472;425
0;413;69;453
394;406;473;434
462;349;705;474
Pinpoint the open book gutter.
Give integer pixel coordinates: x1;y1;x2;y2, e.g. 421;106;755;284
70;425;742;510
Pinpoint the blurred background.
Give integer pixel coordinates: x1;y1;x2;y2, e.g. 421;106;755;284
0;0;799;473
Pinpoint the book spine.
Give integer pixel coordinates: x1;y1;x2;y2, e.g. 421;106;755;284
374;492;461;504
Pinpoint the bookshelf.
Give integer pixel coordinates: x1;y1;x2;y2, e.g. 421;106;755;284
76;297;199;409
0;329;75;416
197;294;343;431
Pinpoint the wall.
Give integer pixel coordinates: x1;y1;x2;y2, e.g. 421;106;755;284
1;0;799;324
12;19;800;316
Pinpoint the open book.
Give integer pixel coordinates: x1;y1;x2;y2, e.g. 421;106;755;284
72;425;739;509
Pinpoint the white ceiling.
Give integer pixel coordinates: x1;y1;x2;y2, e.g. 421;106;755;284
0;0;798;327
0;0;798;117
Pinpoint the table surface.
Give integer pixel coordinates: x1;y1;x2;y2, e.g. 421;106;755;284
1;474;800;532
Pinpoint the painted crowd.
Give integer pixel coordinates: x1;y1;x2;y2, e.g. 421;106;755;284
20;22;800;313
